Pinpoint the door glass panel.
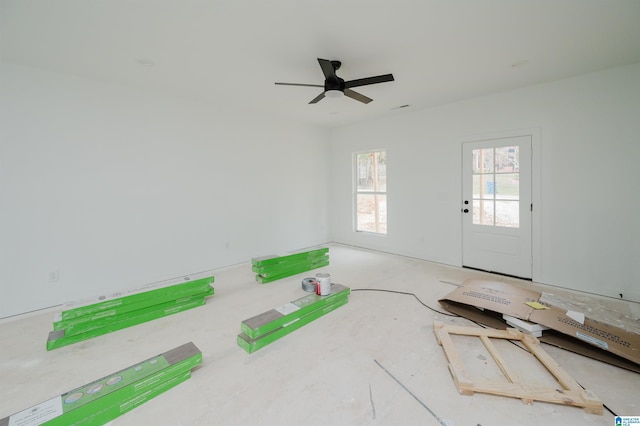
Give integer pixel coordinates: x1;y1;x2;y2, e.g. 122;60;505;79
473;175;495;199
471;146;520;228
495;174;519;200
472;148;494;173
472;175;480;198
473;200;494;226
495;146;519;172
495;201;519;227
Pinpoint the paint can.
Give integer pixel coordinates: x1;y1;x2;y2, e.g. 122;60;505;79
315;273;331;296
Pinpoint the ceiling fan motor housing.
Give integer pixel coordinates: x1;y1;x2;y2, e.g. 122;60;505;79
325;77;345;92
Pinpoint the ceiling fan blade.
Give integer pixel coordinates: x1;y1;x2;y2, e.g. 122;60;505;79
275;82;324;88
345;74;394;89
309;92;326;104
344;89;373;104
318;58;336;79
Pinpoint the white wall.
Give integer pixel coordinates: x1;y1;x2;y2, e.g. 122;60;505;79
2;62;638;318
0;63;330;318
330;63;640;301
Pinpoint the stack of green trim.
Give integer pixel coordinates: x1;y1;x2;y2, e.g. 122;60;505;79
47;276;214;350
0;342;202;426
237;283;350;353
251;247;329;283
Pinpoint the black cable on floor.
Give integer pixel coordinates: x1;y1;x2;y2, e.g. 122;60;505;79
350;288;459;317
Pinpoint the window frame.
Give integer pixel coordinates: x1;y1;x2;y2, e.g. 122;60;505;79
353;149;387;235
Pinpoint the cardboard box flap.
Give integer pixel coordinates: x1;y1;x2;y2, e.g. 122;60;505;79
438;299;640;373
441;279;540;320
538;291;640;334
529;303;640;362
440;279;640;366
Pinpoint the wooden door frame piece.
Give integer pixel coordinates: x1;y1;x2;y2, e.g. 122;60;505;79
433;321;603;415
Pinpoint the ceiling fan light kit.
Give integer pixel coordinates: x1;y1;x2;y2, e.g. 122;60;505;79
276;58;394;104
324;89;344;98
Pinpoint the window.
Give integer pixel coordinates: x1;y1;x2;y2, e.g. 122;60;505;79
354;150;387;234
472;146;520;228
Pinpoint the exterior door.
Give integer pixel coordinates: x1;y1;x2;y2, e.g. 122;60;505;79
462;136;532;279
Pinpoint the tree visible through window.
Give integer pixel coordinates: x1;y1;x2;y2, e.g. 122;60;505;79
355;150;387;234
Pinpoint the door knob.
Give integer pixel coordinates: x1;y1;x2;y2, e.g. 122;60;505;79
463;208;469;213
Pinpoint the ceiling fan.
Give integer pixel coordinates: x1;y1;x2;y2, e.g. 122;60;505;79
275;58;394;104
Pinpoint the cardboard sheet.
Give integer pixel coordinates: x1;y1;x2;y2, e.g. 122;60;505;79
439;279;640;368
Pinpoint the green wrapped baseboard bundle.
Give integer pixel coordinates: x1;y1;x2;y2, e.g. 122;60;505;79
251;247;329;283
0;342;202;426
237;284;349;353
47;275;214;351
56;274;215;321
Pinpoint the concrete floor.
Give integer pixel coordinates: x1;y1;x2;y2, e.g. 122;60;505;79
1;243;638;425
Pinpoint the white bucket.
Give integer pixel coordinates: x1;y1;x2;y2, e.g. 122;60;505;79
315;273;331;296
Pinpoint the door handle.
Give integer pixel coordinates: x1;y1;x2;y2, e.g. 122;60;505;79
463;209;469;213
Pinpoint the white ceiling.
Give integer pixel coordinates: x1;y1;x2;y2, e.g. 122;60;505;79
2;0;640;128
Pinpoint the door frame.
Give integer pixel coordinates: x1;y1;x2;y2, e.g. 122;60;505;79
460;128;541;281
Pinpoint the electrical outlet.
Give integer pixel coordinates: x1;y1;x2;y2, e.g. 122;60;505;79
48;269;60;282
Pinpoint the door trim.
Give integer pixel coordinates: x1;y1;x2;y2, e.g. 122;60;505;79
460;128;541;282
